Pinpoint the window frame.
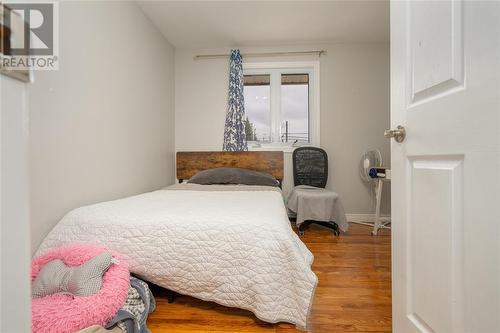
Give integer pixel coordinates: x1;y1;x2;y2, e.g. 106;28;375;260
243;61;320;149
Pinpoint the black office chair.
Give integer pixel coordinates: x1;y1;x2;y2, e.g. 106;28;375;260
292;147;340;236
293;147;328;188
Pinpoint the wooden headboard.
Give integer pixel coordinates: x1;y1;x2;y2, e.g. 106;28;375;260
176;151;284;182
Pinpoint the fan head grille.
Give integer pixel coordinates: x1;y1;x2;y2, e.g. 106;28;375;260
359;150;383;182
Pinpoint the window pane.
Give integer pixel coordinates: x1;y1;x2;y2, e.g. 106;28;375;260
244;75;271;142
281;74;309;143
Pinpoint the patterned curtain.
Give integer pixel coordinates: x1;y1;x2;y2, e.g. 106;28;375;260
223;49;248;151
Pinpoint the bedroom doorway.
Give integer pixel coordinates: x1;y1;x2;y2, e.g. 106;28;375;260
2;1;499;332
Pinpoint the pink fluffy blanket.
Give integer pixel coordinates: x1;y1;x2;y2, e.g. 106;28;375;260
31;244;130;333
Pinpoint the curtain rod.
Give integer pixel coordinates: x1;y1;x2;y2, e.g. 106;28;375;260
194;50;326;60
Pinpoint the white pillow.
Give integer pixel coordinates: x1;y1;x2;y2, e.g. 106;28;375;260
32;251;113;298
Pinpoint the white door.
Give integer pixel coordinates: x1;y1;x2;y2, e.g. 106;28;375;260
391;1;500;333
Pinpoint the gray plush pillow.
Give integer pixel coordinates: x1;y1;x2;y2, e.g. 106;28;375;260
32;251;113;298
188;167;279;187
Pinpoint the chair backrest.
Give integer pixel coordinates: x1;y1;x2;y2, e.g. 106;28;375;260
292;147;328;188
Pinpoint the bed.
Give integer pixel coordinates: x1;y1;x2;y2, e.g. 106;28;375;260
36;151;318;330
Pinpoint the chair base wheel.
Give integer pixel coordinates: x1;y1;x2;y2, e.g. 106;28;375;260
298;220;340;237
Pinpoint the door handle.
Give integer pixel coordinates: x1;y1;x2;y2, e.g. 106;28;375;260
384;125;406;143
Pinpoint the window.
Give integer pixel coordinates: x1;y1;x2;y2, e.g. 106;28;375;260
243;62;319;147
281;74;309;143
243;75;271;142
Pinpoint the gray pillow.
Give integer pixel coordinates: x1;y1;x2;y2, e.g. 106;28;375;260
188;167;279;187
32;251;113;298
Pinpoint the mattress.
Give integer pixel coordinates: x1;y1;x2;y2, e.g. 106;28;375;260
36;184;318;330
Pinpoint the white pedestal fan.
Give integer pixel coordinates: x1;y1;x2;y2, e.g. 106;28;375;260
357;150;391;235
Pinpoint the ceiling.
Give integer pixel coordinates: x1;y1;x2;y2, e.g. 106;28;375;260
138;1;390;49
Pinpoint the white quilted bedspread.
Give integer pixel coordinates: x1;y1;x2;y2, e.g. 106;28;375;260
37;185;318;330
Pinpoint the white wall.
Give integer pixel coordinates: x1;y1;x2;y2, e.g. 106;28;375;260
0;75;31;332
29;1;176;252
175;44;390;215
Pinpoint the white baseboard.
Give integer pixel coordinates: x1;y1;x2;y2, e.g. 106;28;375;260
346;213;391;224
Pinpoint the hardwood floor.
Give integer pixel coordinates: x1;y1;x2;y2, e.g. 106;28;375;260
147;224;392;333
